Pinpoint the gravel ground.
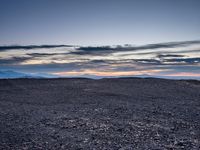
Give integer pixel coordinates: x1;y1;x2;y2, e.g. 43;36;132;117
0;78;199;150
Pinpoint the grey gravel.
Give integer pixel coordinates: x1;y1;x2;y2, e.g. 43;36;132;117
0;78;200;150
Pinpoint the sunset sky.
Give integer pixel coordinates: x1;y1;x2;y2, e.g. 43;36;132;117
0;0;200;78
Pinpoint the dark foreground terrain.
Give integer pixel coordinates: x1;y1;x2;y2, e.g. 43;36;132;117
0;78;199;150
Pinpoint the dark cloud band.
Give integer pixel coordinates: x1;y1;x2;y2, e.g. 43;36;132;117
0;45;72;51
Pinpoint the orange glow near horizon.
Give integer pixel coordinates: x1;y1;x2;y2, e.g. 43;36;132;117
53;69;164;77
166;72;200;77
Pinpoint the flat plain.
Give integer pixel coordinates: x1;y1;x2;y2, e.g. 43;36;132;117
0;78;199;149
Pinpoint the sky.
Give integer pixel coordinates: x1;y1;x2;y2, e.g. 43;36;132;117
0;0;200;78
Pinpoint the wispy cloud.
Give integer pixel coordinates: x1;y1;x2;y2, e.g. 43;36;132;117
0;56;32;65
0;45;72;51
0;40;199;78
157;54;185;58
74;40;200;55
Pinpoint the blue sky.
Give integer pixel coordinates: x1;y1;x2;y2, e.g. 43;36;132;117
0;0;200;78
0;0;200;45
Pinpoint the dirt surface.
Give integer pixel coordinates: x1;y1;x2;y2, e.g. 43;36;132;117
0;78;200;150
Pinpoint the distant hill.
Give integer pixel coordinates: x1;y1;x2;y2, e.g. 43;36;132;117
0;70;32;79
0;70;58;79
0;71;199;80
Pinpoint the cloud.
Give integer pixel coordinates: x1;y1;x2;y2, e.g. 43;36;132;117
0;45;72;51
134;59;162;64
0;40;199;78
133;40;200;50
0;60;110;73
90;60;107;63
73;40;200;55
157;54;185;58
0;56;32;65
164;58;200;64
133;57;200;65
26;53;59;57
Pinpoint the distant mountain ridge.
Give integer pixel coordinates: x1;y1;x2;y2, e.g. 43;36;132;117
0;70;199;80
0;70;58;79
0;70;32;79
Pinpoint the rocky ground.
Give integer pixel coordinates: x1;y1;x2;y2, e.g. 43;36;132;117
0;78;199;150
